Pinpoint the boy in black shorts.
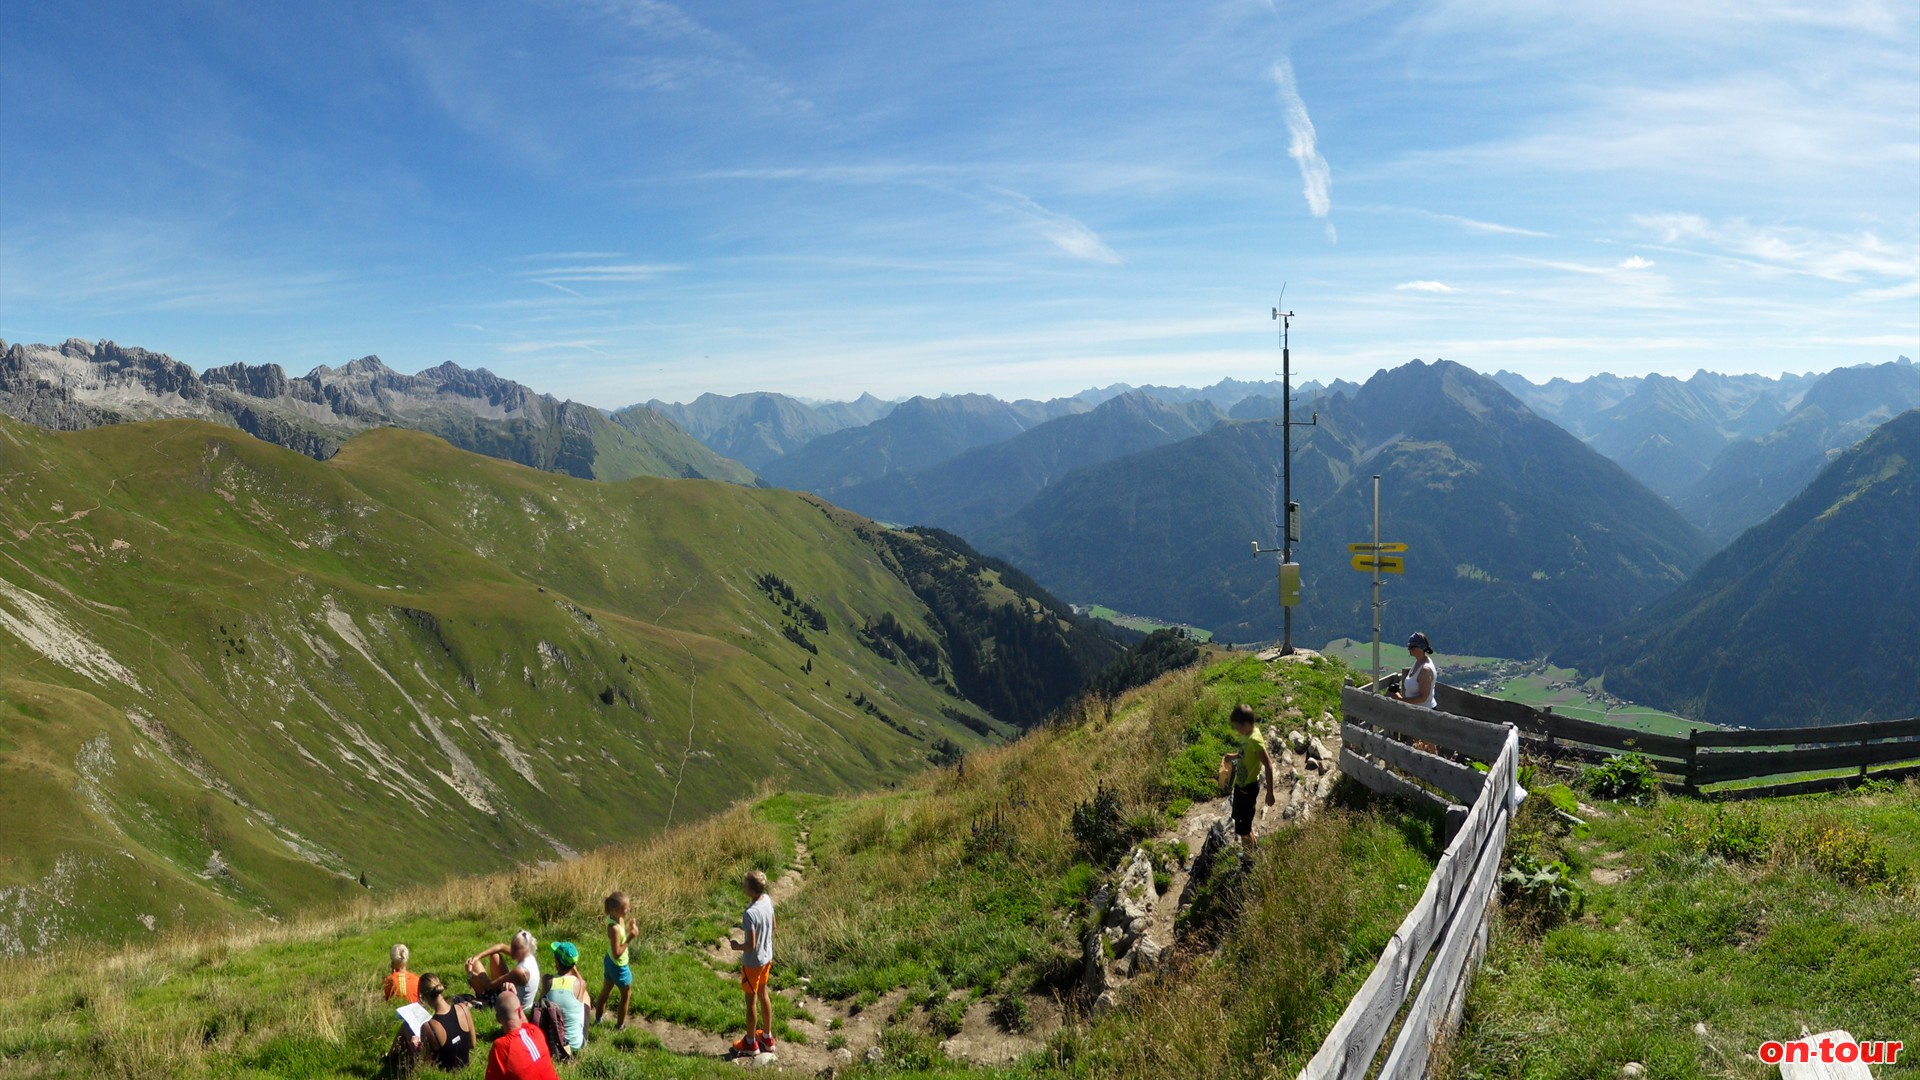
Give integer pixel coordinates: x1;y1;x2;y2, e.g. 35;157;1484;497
1222;704;1276;852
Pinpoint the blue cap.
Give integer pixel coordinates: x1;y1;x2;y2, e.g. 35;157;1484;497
1406;632;1432;652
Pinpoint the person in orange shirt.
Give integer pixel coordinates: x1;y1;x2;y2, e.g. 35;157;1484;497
383;943;420;1004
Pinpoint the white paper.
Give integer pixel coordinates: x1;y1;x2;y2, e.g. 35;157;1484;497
397;1002;432;1036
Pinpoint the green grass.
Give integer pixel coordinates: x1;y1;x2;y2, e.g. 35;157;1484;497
0;417;1045;952
1446;778;1920;1079
0;653;1433;1080
625;949;806;1039
1087;605;1214;642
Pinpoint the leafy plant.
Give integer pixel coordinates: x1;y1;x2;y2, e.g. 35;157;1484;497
1070;784;1143;867
1500;852;1583;921
1517;761;1539;792
964;804;1014;861
1701;805;1774;863
1801;821;1898;888
1581;753;1660;804
990;991;1032;1034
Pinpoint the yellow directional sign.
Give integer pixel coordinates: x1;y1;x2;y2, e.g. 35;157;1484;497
1347;542;1409;554
1351;555;1405;574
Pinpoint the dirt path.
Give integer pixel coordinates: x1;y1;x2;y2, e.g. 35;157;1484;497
1091;671;1345;1008
624;814;1060;1071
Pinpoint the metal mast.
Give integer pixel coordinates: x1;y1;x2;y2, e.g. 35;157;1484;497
1279;306;1294;653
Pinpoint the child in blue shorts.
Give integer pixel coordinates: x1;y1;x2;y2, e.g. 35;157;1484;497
593;891;637;1028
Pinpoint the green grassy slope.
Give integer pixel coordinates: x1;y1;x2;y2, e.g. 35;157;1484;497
1;652;1445;1080
1448;779;1920;1079
0;416;1106;955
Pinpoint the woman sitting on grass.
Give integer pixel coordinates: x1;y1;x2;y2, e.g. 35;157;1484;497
466;930;541;1011
416;973;477;1071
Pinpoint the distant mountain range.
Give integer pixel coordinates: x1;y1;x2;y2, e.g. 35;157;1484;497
646;391;895;471
1590;409;1920;727
0;338;753;484
825;391;1227;537
755;393;1089;499
978;361;1712;657
1672;359;1920;545
1497;358;1917;543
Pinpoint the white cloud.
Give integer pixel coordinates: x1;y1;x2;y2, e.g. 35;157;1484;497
1271;57;1332;220
1416;210;1553;238
1396;280;1458;293
1632;213;1917;282
521;263;682;283
985;188;1123;265
1618;256;1656;269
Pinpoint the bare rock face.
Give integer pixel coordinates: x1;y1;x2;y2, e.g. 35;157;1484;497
0;337;741;483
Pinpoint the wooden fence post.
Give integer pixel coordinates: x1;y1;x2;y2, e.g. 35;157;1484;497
1685;728;1699;797
1859;733;1870;785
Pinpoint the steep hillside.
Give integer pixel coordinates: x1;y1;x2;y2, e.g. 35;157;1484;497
985;361;1711;657
828;392;1225;536
644;391;895;470
0;417;1114;954
0;338;753;484
3;652;1459;1080
757;393;1086;500
1676;357;1920;545
1592;409;1920;727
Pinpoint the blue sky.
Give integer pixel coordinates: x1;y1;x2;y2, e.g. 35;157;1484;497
3;1;1916;405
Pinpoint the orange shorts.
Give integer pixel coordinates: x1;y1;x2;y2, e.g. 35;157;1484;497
740;963;770;994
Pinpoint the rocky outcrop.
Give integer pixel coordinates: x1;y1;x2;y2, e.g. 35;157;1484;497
0;338;751;484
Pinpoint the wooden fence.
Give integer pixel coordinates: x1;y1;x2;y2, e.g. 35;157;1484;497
1302;683;1919;1077
1434;684;1920;800
1298;687;1519;1080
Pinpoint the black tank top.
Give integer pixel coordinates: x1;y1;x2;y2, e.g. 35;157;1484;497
427;1007;472;1069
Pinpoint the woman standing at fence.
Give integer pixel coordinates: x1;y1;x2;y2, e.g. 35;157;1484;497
1395;633;1439;709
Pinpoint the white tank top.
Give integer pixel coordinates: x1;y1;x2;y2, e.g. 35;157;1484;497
516;954;541;1011
1408;658;1438;708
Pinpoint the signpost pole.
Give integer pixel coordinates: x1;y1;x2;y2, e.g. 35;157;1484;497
1371;474;1383;694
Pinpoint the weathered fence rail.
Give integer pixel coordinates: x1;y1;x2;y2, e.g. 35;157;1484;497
1299;687;1518;1080
1434;684;1920;799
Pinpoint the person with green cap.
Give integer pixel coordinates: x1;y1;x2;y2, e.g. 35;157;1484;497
543;942;590;1054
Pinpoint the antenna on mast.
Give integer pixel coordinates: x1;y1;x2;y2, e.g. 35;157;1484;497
1252;288;1316;655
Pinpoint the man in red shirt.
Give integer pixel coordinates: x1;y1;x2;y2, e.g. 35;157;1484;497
485;994;560;1080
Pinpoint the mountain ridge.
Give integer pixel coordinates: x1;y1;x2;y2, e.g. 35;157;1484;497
1591;408;1920;726
0;415;1115;952
980;360;1712;657
0;338;754;485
